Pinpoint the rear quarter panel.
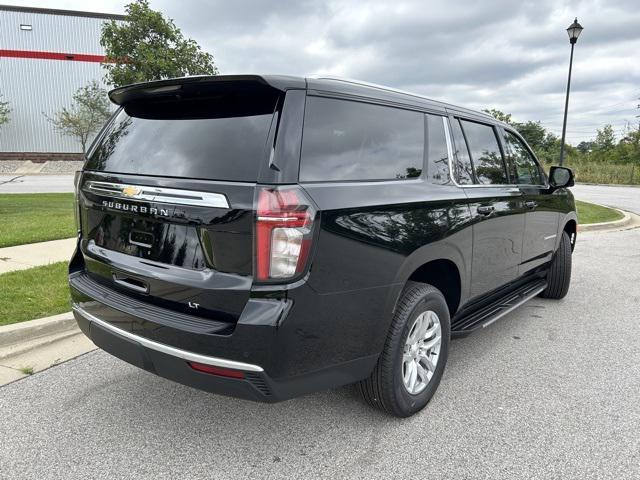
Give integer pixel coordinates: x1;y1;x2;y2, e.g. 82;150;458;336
300;180;473;356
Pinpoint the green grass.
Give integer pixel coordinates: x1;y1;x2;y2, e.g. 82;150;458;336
576;200;624;225
0;262;70;326
19;366;34;376
0;193;76;248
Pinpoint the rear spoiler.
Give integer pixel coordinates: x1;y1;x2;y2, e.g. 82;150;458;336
108;75;306;106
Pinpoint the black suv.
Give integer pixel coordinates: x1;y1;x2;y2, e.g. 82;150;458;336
70;75;577;417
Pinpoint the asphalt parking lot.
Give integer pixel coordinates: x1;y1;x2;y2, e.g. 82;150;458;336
1;225;639;479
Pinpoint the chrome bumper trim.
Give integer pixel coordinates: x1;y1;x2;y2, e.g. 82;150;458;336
72;303;263;373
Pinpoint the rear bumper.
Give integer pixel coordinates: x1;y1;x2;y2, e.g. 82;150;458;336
73;303;278;401
71;298;378;403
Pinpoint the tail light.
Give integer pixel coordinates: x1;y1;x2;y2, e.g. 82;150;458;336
255;186;316;281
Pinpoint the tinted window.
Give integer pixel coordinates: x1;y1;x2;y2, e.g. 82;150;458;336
450;119;474;185
426;114;451;185
300;97;424;182
460;120;507;185
85;94;277;181
503;131;543;185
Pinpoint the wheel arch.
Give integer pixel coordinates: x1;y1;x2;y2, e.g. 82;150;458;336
386;242;470;320
407;259;462;316
563;218;577;251
558;211;578;252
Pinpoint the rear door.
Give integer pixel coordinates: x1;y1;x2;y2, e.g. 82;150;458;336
501;128;560;274
76;79;284;325
448;116;526;298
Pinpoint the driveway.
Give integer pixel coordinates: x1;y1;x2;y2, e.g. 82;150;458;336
1;227;639;479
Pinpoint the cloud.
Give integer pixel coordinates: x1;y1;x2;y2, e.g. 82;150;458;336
4;0;639;142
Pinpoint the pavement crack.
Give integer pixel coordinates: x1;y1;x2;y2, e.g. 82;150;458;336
0;175;24;186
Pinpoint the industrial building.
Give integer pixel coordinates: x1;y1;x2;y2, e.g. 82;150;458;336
0;5;125;160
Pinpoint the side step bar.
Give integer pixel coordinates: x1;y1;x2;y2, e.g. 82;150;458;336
451;279;547;336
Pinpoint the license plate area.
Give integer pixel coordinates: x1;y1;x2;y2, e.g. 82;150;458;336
85;209;207;270
129;230;154;249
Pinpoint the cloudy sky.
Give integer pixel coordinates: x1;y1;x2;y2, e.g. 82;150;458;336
7;0;640;143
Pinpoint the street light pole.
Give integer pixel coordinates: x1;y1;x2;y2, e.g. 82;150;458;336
559;18;583;166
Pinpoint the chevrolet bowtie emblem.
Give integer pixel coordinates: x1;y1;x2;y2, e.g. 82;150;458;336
122;186;141;197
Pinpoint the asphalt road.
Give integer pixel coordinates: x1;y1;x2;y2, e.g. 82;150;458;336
571;184;640;215
0;175;74;193
1;228;639;479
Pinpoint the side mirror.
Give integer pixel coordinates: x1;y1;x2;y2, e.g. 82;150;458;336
549;166;574;189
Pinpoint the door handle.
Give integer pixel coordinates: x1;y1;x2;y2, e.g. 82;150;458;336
112;273;149;294
477;205;495;215
525;201;538;209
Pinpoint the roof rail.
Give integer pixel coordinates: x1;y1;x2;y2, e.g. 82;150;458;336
307;75;495;120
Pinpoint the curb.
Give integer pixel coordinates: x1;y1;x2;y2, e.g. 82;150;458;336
0;311;76;349
578;208;635;232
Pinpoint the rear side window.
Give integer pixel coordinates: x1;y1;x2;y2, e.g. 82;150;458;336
426;114;451;185
460;120;508;185
450;119;474;185
85;93;277;181
300;97;424;182
503;131;544;185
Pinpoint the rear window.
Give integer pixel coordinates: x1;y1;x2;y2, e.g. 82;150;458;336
85;93;277;181
300;97;424;182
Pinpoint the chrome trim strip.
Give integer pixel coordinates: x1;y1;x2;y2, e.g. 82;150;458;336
481;284;547;329
544;234;557;240
443;116;457;187
85;181;230;209
72;304;264;372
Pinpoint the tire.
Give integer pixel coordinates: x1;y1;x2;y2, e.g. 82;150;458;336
540;231;572;299
358;281;450;417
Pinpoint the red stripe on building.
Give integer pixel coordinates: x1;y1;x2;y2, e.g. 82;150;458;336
0;49;108;63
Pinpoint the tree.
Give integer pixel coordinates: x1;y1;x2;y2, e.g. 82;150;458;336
101;0;218;87
513;121;547;152
594;124;616;155
46;81;112;154
576;141;594;155
0;94;9;128
482;109;512;124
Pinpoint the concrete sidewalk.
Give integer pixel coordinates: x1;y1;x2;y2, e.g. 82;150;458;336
0;312;95;386
0;237;76;274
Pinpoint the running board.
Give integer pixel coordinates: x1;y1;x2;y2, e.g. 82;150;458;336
451;279;547;336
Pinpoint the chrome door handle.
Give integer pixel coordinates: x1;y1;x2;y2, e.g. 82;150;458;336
477;205;495;215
